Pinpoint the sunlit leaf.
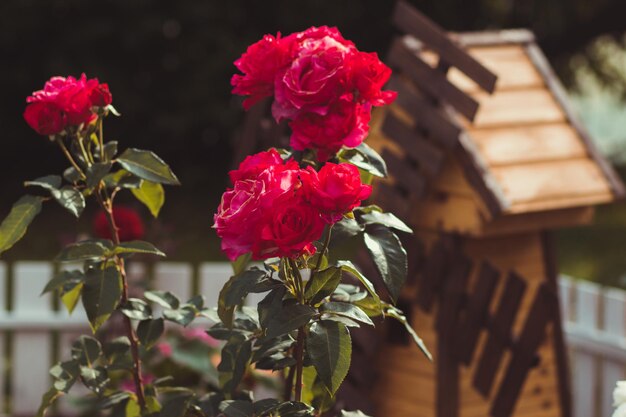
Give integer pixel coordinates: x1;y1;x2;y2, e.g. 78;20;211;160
0;195;43;255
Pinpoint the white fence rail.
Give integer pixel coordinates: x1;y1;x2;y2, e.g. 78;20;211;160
0;262;623;416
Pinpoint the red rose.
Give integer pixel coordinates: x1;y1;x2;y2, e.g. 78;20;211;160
305;163;372;223
89;83;113;107
282;26;356;53
214;179;267;261
231;33;295;110
253;193;325;259
347;51;397;106
272;35;352;121
228;149;284;183
23;101;65;135
93;206;145;242
289;99;371;160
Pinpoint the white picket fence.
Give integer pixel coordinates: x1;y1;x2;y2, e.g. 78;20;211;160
0;262;623;416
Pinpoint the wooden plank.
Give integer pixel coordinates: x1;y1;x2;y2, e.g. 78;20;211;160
12;262;54;416
492;158;613;207
454;261;499;364
455;29;536;47
468;88;565;127
447;45;543;93
437;334;460;417
415;239;447;311
409;192;486;235
479;206;594;237
491;284;554;417
505;193;614;214
388;37;480;121
436;253;472;333
373;181;411;220
525;42;625;199
473;271;527;397
392;0;497;93
468;122;587;167
600;288;626;417
387;75;462;148
572;281;600;417
382;149;427;198
381;112;445;176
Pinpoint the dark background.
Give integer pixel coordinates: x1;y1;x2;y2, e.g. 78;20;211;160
2;0;626;282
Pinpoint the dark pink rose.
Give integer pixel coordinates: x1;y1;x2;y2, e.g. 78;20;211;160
89;83;113;107
289;99;371;160
229;149;284;183
282;26;356;52
23;101;65;135
347;51;397;106
253;193;325;259
305;163;372;223
231;33;295;110
272;35;352;121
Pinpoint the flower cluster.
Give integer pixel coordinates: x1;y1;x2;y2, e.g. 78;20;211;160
213;149;371;261
23;74;112;136
231;26;395;160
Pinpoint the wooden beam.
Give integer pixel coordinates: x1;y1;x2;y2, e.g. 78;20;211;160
382;149;428;198
388;37;480;121
415;238;447;312
524;42;625;200
453;29;536;47
392;0;497;93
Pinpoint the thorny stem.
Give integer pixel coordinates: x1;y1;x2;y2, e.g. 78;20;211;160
96;181;147;410
294;327;306;402
57;139;86;179
98;118;105;161
78;135;93;165
284;362;296;401
312;225;333;277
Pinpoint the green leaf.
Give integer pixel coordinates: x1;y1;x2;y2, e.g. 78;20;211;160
103;169;142;189
0;195;43;255
335;260;381;307
307;321;352;396
125;397;141;417
131;180;165;217
265;304;316;339
352;296;384;318
120;298;152;320
163;305;197;327
137;318;164;348
363;225;407;302
341;410;372;417
219;400;254;417
231;252;252;275
86;162;113;189
104;337;131;362
145;290;180;310
304;267;342;305
257;287;286;330
56;240;110;262
82;265;123;332
218;338;253;394
103;141;118;160
159;392;194;417
42;269;84;295
24;175;62;190
356;143;388;177
360;211;413;233
218;269;266;327
385;306;432;361
117;148;180;185
321;302;374;326
80;365;109;393
36;387;62;417
63;167;82;183
99;392;131;409
333;217;364;240
51;186;86;218
113;240;165;257
71;335;102;366
61;282;83;314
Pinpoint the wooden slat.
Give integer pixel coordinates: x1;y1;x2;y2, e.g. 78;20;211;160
600;288;626;417
387;76;462;148
525;42;625;199
448;45;543;93
382;149;427;198
468;88;565;127
473;271;527;396
491;284;554;417
468;123;587;167
388;37;480;121
415;239;447;311
392;0;497;93
436;253;472;334
381;112;445;176
454;261;499;364
455;29;536;47
491;158;613;207
373;182;411;220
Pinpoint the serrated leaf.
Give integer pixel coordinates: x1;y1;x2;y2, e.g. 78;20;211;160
131;180;164;217
363;225;407;302
0;195;43;255
117;148;180;185
71;335;102;366
163;305;196;327
335;260;381;307
145;290;180;309
137;318;164;348
159;391;193;417
61;282;83;314
56;240;110;262
42;269;84;295
218;337;253;394
360;211;412;233
103;141;118;160
51;186;86;218
258;287;286;330
341;410;372;417
24;175;62;190
218;269;266;327
265;304;316;339
80;365;109;393
86;162;113;189
219;400;254;417
355;143;387;177
307;321;351;395
120;298;152;320
103;169;142;189
321;302;374;326
304;267;341;305
113;240;165;257
385;306;432;361
63;167;82;183
333;217;364;240
82;266;123;332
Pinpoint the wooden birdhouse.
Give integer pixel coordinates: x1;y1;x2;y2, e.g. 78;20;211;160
360;2;626;417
